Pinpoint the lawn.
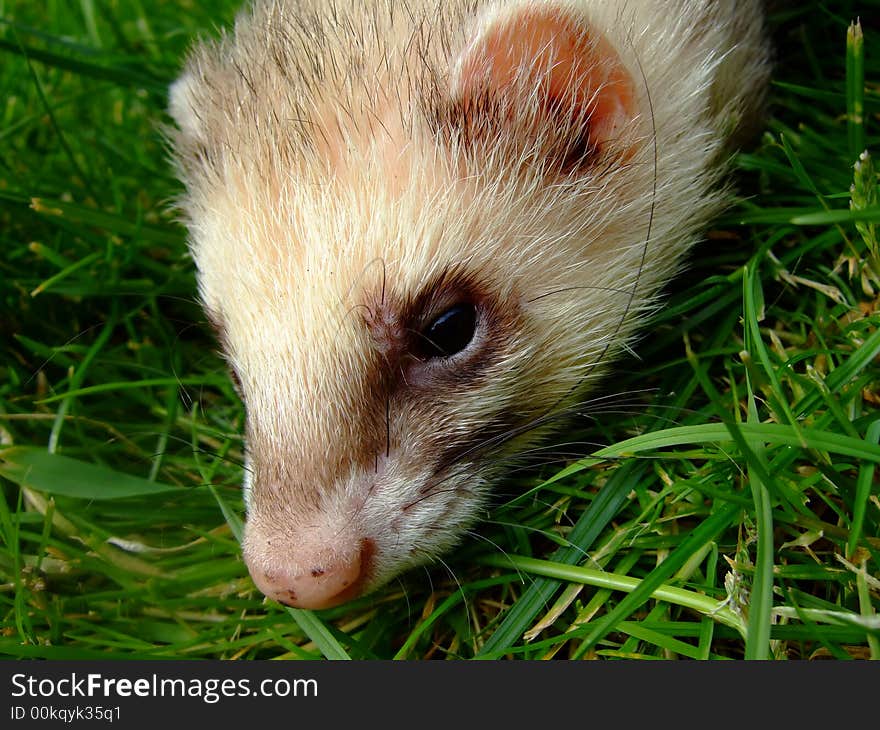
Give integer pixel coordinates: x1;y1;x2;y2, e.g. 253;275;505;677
0;0;878;659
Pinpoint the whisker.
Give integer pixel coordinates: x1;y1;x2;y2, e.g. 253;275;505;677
414;385;698;509
403;484;476;512
432;555;468;613
461;528;526;583
385;395;391;458
480;518;595;565
525;284;635;304
533;42;660;430
422;389;660;484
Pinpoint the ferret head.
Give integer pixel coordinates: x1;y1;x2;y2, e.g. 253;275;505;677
168;0;767;608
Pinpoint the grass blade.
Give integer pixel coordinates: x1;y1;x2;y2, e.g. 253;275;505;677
479;554;746;635
476;460;648;657
0;446;182;499
846;20;865;163
571;501;742;656
848;419;880;559
742;265;775;660
286;609;351;661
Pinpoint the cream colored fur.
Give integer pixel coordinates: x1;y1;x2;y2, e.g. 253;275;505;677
168;0;769;602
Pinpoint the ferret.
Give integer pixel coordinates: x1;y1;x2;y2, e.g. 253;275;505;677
167;0;769;610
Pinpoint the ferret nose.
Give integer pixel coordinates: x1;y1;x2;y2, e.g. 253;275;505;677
246;539;373;610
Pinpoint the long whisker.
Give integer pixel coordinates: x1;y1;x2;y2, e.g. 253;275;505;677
420;389;661;491
534;40;660;429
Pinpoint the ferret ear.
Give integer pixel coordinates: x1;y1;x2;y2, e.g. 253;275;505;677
448;4;639;167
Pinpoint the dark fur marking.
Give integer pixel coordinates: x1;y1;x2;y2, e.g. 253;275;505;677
426;85;602;176
362;265;519;393
431;408;525;485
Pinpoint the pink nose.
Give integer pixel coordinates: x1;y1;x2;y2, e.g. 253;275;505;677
247;540;373;610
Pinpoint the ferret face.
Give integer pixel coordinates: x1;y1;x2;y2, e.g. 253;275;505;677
168;0;768;608
194;147;639;609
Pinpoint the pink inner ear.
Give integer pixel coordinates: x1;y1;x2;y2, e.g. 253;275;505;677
456;6;638;154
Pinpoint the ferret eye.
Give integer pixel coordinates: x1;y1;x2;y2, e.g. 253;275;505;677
417;303;477;359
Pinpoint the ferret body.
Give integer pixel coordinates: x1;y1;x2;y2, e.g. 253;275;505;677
168;0;769;609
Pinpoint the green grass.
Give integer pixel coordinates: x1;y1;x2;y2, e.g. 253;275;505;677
1;0;879;660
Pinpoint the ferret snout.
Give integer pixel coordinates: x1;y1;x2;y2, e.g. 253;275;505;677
243;522;375;610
